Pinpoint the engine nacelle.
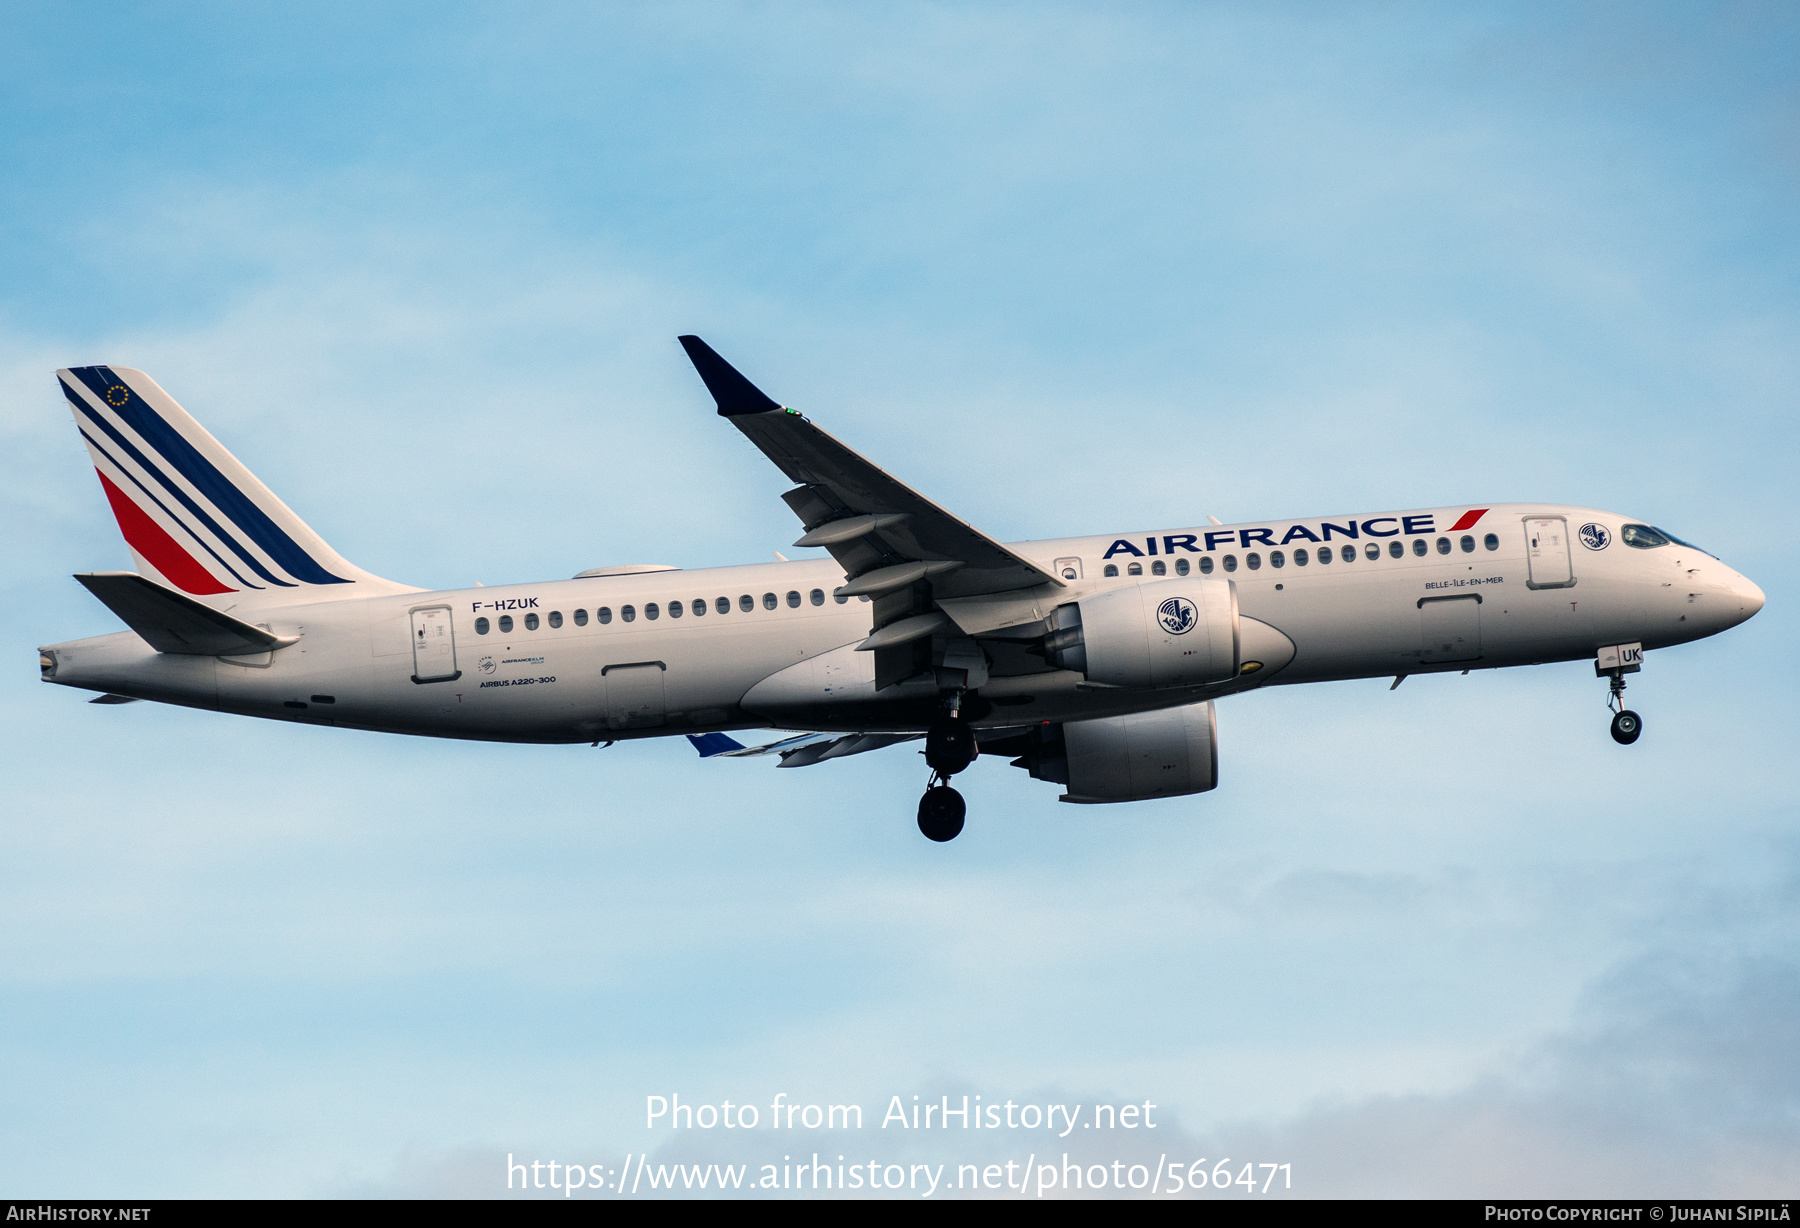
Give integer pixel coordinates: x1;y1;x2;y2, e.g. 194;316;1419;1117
1060;701;1218;804
1043;577;1238;689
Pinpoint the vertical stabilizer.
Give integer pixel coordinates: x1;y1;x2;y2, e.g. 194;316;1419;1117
58;365;414;607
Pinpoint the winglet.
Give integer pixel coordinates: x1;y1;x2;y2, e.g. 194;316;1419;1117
677;336;783;417
687;732;749;758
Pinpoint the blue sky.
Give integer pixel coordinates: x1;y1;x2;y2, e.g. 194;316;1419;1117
2;2;1796;1198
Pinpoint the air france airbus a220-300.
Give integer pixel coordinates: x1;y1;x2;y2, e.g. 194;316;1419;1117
40;338;1766;840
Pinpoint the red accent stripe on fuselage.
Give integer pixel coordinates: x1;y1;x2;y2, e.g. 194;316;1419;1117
1448;509;1489;532
96;470;234;595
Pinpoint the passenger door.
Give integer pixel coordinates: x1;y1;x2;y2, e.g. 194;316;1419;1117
1525;517;1574;589
409;606;460;682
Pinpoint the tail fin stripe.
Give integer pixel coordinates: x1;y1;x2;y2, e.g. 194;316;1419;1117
94;471;235;595
66;367;350;586
79;427;265;591
63;380;297;588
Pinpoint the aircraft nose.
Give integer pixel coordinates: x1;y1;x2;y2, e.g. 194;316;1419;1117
1725;570;1765;624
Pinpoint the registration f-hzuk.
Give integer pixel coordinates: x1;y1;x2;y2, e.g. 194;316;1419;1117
40;338;1764;840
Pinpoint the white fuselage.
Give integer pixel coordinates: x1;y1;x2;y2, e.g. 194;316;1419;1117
41;503;1764;743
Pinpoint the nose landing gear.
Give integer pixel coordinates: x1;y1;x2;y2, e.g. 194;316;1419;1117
918;698;977;842
1610;707;1642;745
1599;649;1643;745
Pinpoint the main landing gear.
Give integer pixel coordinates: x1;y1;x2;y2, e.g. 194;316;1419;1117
918;699;977;842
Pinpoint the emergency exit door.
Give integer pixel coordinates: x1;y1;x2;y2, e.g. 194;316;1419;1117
1525;517;1574;589
410;606;460;682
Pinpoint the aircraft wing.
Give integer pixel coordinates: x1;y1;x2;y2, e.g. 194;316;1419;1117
686;730;920;767
679;335;1062;688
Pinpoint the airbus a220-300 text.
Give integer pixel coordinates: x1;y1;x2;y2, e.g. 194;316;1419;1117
39;338;1765;840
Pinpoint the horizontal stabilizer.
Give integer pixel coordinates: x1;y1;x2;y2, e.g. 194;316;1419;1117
74;571;298;656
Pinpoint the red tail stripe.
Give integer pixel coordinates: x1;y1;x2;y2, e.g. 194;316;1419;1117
1448;509;1489;532
96;470;235;595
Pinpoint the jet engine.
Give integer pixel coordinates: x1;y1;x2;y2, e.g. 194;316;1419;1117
1042;577;1238;688
998;701;1219;804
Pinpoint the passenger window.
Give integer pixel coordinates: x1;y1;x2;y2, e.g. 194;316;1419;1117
645;603;659;620
763;593;777;610
1246;552;1262;570
1127;562;1143;576
498;614;514;633
1223;555;1238;572
667;600;682;619
740;594;754;612
1150;560;1166;576
475;617;490;635
1460;535;1475;553
1317;547;1332;565
834;593;849;604
1174;557;1190;576
1484;533;1499;551
693;598;706;616
1436;537;1451;555
524;612;539;630
549;611;563;628
810;589;824;606
1294;548;1308;566
1103;564;1119;577
1270;550;1285;568
786;590;801;608
621;605;635;623
598;607;613;624
1365;543;1380;560
1411;539;1427;557
574;609;588;626
1198;556;1214;574
716;596;729;614
1389;541;1404;559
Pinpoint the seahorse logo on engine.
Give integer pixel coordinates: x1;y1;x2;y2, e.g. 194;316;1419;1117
1158;596;1198;635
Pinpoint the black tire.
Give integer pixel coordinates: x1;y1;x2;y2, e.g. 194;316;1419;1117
917;785;966;842
1610;709;1642;745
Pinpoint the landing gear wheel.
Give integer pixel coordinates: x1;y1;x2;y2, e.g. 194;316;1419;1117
1610;709;1642;745
917;785;966;842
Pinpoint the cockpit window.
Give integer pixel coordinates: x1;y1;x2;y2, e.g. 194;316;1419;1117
1622;523;1716;557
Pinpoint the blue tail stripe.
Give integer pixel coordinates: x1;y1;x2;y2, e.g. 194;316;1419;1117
79;428;264;590
68;367;349;586
64;382;295;588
